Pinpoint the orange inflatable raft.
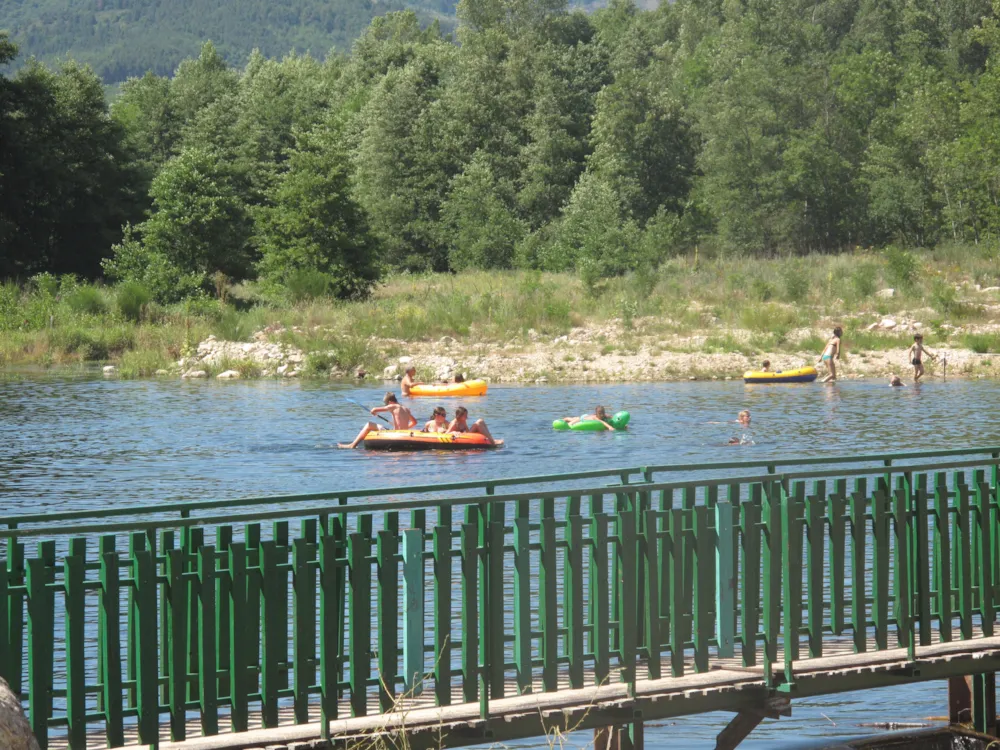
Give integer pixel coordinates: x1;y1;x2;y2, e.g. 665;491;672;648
363;430;501;451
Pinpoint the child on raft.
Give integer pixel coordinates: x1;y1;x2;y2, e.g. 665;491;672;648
561;405;616;431
424;406;449;432
401;366;421;397
817;327;842;382
448;406;498;445
338;392;417;449
761;360;771;372
907;334;937;382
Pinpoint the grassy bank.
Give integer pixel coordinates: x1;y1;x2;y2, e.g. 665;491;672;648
4;245;1000;380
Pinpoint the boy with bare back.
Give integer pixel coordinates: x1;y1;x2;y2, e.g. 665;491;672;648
907;334;937;382
339;392;417;449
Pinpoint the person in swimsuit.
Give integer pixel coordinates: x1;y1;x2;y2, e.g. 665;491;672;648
338;392;417;448
424;406;449;433
817;326;842;382
907;334;936;382
561;405;616;431
761;360;771;372
447;406;497;444
400;366;422;397
889;374;905;387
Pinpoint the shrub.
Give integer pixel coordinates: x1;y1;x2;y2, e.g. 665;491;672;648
850;264;879;300
214;309;252;342
31;273;60;297
285;270;332;303
116;282;152;322
304;352;338;376
118;349;172;378
883;246;918;288
782;266;810;302
749;278;774;302
962;333;1000;354
66;286;107;316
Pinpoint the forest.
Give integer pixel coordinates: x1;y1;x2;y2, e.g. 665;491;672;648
0;0;439;83
2;0;1000;306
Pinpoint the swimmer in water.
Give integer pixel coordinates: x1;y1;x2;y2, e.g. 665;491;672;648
889;374;905;387
728;410;753;445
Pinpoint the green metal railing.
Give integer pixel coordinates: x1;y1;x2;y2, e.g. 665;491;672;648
2;446;1000;748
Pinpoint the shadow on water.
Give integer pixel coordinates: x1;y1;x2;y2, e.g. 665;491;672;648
3;373;1000;747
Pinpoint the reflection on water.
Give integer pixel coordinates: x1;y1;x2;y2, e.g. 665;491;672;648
3;373;1000;747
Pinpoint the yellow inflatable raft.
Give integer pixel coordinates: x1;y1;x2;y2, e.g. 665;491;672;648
408;379;488;397
743;366;818;384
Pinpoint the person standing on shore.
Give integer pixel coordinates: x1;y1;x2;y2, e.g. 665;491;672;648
907;334;937;382
817;327;842;382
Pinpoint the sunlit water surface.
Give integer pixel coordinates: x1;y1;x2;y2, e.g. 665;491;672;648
3;372;1000;748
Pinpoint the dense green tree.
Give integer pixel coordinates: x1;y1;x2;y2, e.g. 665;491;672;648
255;124;382;299
0;43;142;278
138;147;255;281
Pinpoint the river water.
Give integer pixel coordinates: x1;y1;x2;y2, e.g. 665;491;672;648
3;371;1000;748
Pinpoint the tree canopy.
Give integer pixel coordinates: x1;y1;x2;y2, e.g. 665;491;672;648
4;0;1000;302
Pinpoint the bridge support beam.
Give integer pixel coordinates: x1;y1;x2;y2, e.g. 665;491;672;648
594;719;643;750
714;695;791;750
949;673;996;736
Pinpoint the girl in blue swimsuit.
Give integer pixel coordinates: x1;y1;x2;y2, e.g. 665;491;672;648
817;327;842;382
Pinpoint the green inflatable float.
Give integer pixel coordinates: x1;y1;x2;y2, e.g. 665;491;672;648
552;411;631;431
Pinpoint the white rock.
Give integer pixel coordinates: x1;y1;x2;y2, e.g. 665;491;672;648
277;364;289;375
183;370;208;379
880;318;897;330
155;369;169;376
535;377;548;383
102;365;116;374
866;322;879;331
876;288;895;298
913;322;922;329
983;286;1000;293
217;370;240;380
383;365;399;379
398;356;413;365
284;370;299;378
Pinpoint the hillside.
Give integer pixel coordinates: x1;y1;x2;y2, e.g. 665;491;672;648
0;0;455;82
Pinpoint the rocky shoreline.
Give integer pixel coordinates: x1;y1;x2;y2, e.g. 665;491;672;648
100;309;1000;384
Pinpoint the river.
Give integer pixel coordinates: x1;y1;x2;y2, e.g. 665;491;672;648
3;371;999;748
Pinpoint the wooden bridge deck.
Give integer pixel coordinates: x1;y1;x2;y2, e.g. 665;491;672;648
50;630;1000;750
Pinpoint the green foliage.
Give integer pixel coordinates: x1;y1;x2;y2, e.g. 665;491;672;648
255;126;382;300
65;286;107;316
0;0;432;84
883;246;919;288
285;270;334;302
116;282;153;322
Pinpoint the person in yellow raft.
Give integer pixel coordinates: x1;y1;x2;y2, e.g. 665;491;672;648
448;406;500;445
338;392;417;449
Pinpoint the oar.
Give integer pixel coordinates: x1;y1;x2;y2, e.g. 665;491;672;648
344;396;389;424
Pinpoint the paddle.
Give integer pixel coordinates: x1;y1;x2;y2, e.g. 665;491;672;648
344;396;390;424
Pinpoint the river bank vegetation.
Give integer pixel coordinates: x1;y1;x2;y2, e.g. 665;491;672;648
4;248;1000;380
4;0;1000;378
